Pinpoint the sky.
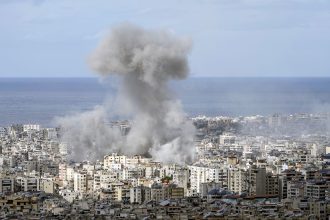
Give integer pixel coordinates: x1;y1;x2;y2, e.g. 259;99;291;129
0;0;329;77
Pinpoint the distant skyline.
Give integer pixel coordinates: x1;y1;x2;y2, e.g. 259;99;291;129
0;0;329;78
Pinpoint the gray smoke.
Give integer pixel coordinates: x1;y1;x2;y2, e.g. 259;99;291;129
55;106;123;161
56;24;195;163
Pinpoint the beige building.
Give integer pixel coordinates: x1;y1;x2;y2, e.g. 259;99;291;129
227;168;247;194
40;179;55;194
130;186;151;204
73;171;88;193
305;180;327;200
151;184;164;202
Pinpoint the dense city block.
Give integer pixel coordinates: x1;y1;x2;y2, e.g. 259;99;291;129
0;113;330;219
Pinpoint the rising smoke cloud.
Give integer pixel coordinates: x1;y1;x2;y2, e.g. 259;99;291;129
56;24;195;163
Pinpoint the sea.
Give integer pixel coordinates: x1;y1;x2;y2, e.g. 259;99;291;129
0;77;330;126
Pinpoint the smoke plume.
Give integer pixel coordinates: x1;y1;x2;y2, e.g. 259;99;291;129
56;24;195;164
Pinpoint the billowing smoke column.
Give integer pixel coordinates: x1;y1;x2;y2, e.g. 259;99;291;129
56;24;195;163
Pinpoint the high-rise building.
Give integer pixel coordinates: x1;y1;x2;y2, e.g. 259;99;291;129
279;169;304;200
246;166;266;196
73;171;88;193
130;186;151;204
305;180;327;200
227;168;247;194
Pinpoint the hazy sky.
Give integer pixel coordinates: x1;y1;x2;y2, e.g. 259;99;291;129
1;0;329;77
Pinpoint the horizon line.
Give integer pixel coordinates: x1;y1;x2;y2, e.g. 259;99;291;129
1;76;330;79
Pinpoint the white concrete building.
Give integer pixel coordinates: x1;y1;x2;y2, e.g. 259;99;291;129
73;171;87;193
189;165;221;194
